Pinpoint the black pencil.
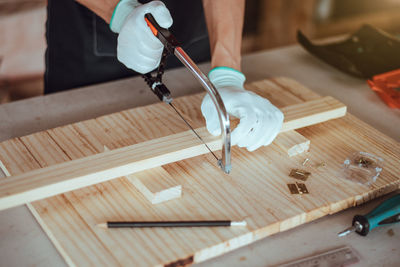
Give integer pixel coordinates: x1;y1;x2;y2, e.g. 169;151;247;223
97;220;247;228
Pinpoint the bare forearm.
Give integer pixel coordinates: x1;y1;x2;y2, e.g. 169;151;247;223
202;0;245;71
75;0;119;23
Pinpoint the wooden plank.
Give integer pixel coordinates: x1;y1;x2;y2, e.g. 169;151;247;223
0;96;346;211
0;78;398;267
275;131;310;157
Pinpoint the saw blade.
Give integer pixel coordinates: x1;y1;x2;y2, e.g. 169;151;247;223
168;103;219;161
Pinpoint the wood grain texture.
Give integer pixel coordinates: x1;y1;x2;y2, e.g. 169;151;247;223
0;160;11;177
104;145;182;204
275;131;310;157
0;96;346;211
0;78;398;267
127;167;182;205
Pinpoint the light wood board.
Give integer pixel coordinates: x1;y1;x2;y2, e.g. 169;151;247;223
0;77;399;267
0;95;346;211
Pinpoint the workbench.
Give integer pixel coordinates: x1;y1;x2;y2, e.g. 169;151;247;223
0;44;399;267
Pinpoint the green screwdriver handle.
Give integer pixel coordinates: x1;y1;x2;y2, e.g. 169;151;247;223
353;194;400;236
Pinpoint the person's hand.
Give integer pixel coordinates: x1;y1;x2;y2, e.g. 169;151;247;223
201;67;284;151
110;0;172;74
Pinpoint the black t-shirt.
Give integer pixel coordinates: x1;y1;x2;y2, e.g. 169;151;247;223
45;0;210;94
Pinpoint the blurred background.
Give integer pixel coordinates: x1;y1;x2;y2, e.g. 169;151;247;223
1;0;400;103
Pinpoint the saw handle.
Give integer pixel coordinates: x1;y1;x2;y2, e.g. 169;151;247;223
144;14;159;37
144;13;180;53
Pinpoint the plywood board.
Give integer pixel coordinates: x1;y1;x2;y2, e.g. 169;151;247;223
0;77;399;267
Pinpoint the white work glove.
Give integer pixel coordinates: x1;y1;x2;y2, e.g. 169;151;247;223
110;0;173;74
201;67;284;152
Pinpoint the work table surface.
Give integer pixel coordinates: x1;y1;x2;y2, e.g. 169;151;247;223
0;44;399;267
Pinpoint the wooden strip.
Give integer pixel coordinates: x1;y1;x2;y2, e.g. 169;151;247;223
281;96;346;132
275;131;310;157
0;96;346;211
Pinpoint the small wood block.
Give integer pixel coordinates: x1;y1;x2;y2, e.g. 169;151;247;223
104;145;181;204
0;160;10;178
274;131;310;157
126;167;182;204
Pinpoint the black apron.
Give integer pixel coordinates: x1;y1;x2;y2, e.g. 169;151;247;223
45;0;210;94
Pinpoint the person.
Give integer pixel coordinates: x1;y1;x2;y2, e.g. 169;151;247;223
45;0;283;151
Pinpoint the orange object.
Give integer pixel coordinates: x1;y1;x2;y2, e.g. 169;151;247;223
367;69;400;109
145;17;158;36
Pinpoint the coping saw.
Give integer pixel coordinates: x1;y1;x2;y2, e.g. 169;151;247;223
142;13;232;174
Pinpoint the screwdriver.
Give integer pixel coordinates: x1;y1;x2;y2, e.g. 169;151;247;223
338;194;400;237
